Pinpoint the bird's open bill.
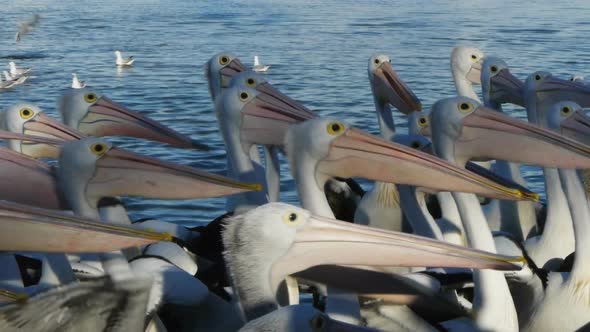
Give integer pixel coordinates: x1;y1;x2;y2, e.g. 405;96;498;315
81;96;209;150
0;201;170;253
459;105;590;169
372;61;422;114
20;113;83;158
269;213;522;294
490;68;524;106
88;146;262;200
240;88;317;146
316;128;530;200
561;109;590;145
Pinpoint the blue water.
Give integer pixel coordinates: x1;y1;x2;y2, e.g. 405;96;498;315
1;0;589;225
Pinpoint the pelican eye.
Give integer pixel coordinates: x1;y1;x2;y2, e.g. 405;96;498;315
239;92;249;101
561;106;573;116
471;54;477;61
283;211;302;226
535;74;541;81
219;56;230;65
19;108;34;119
374;58;380;65
418;116;428;127
458;102;473;113
310;314;326;331
326;121;345;135
246;78;257;87
490;65;498;73
411;141;421;149
90;143;107;156
84;93;97;103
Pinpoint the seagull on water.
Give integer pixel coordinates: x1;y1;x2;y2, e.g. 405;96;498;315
115;50;135;66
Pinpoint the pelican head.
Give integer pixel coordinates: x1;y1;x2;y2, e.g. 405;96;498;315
286;117;529;200
429;96;590;170
224;203;522;320
217;83;316;148
205;52;246;101
229;70;313;114
0;103;82;158
481;57;524;107
547;101;590;146
58;88;207;150
409;110;431;137
57;138;261;216
368;54;422;114
524;71;590;126
451;46;484;85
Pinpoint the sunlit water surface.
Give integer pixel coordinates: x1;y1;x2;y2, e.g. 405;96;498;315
1;0;589;226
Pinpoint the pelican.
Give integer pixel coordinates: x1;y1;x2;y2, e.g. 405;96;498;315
71;73;86;89
0;276;152;331
58;88;209;150
8;62;31;77
479;56;538;242
0;103;83;158
191;78;316;296
115;50;135;66
205;52;246;102
520;100;590;330
450;46;484;102
428;96;590;330
53;137;261;327
284;116;531;325
223;203;522;327
522;72;590;270
252;55;270;73
354;54;422;232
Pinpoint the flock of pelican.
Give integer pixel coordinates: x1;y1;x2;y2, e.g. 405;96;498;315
0;45;590;332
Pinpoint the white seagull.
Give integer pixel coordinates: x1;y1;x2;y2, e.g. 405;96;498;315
71;73;86;89
252;55;270;72
115;50;135;66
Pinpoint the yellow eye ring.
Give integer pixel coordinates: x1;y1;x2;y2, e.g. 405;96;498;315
471;54;478;62
326;121;345;135
245;77;257;87
239;91;249;101
19;108;34;119
283;212;301;226
219;56;230;65
458;102;473;113
90;143;107;156
561;106;573;116
418;116;429;127
84;93;97;103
